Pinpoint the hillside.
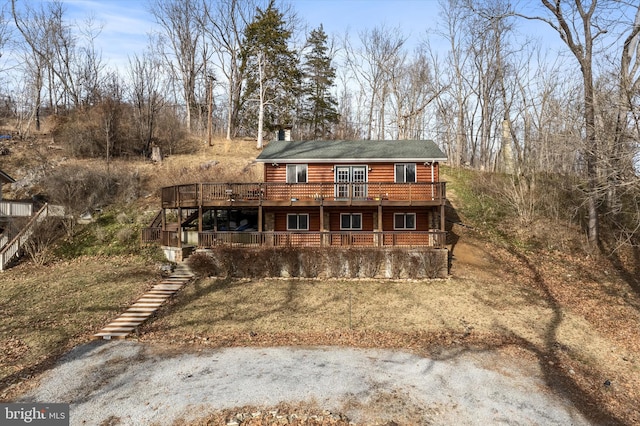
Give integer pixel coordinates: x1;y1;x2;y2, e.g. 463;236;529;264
1;134;640;424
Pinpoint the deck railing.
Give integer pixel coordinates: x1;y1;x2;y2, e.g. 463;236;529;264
1;204;48;270
0;201;33;217
141;227;162;244
196;231;446;248
161;182;446;207
142;229;446;248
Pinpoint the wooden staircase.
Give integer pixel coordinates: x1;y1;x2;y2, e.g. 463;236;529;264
93;262;194;340
0;203;65;271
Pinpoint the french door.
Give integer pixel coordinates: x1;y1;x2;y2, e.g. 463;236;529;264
335;166;367;199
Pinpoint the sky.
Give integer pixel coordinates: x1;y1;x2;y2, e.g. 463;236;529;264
21;0;478;71
8;0;633;83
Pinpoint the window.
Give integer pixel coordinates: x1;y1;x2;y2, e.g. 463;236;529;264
394;213;416;230
395;163;416;183
286;164;307;183
340;213;362;230
287;214;309;230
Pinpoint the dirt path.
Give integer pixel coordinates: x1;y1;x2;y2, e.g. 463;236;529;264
19;340;590;425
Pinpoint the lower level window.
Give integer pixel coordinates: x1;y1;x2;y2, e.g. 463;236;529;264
394;213;416;230
287;213;309;230
340;213;362;230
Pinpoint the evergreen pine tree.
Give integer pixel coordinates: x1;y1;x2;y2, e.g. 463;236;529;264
301;24;340;140
240;0;301;147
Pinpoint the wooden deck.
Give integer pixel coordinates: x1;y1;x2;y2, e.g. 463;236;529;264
161;182;447;208
142;229;447;249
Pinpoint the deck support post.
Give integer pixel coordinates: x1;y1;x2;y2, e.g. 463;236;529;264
258;206;263;232
198;206;203;234
377;204;383;247
178;207;183;248
440;204;446;232
319;205;325;246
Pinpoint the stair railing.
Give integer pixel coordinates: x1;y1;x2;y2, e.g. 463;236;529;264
0;204;50;271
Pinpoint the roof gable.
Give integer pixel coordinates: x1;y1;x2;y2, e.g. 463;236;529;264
256;140;447;163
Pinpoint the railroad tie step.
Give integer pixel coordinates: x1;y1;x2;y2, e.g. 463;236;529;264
93;262;193;340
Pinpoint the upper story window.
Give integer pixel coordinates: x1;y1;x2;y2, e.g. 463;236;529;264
286;164;308;183
395;163;416;183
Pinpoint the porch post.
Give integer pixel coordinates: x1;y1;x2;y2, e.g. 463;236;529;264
258;206;263;232
440;204;446;231
377;204;383;247
198;206;203;233
178;207;183;248
319;205;324;246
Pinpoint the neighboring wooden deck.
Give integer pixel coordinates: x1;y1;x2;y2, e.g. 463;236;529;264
161;182;447;209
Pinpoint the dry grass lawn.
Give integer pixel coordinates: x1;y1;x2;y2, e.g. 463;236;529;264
0;256;160;398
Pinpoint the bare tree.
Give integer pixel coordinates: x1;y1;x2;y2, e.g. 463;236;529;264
128;50;167;156
597;5;640;246
388;48;444;140
433;0;476;166
98;71;123;170
514;0;619;245
344;24;407;140
22;217;64;266
11;0;105;113
0;1;11;71
201;0;258;140
149;0;204;132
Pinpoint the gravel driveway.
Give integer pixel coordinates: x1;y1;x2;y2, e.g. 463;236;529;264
19;340;590;425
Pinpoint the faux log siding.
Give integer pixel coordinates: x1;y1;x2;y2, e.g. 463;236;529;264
274;209;321;231
264;162;440;183
264;163;334;182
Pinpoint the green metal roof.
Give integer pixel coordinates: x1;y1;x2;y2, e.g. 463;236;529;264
256;140;447;163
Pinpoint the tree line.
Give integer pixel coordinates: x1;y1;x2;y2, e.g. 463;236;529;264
1;0;639;247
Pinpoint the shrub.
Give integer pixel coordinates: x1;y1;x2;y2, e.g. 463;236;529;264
300;248;321;278
187;247;447;279
344;248;363;278
22;217;65;266
188;252;219;277
361;248;383;277
389;248;408;279
42;164;143;232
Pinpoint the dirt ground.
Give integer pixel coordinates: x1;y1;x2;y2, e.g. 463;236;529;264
18;340;590;426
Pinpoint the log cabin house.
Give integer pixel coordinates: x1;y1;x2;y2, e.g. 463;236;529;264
146;138;448;254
